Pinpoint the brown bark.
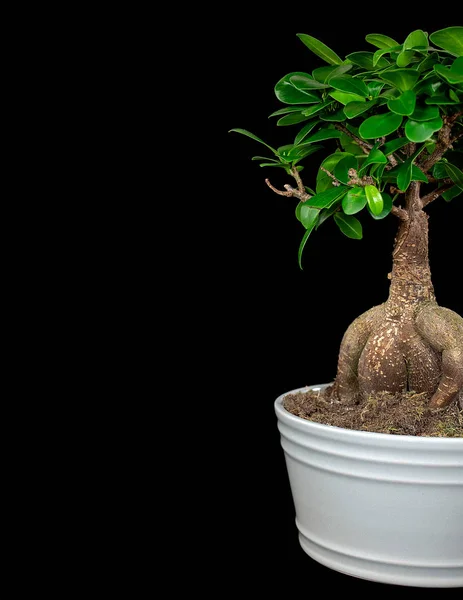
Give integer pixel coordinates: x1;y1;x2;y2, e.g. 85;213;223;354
334;183;463;408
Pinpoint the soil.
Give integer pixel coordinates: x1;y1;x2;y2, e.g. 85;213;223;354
283;385;463;437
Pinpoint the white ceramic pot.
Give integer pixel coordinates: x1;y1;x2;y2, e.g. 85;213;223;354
275;384;463;588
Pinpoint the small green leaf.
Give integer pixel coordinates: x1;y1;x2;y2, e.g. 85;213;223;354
358;148;388;174
294;121;320;145
304;129;342;143
396;50;415;67
229;128;277;155
334;213;363;239
302;100;334;117
409;104;440;122
252;156;279;162
284;144;323;164
316;152;353;192
277;112;311;126
403;30;428;50
404;117;443;142
366;33;399;49
298;213;320;269
411;165;429;183
297;34;343;65
359;112;403;139
444;163;463;189
373;45;403;67
387;89;417;116
425;93;459;105
342;187;367;214
320;108;347;122
268;106;307;118
396;159;413;191
307;185;348;209
344;100;377;119
367;81;385;97
329;90;366;105
300;204;320;229
433;63;463;84
433;162;448;180
312;64;352;82
334;155;358;184
379;68;420;91
290;75;331;90
316;203;342;228
346;51;389;69
274;72;321;104
382;137;409;155
449;89;460;103
442;186;462;202
429;27;463;57
368;192;393;219
330;76;370;98
365;184;384;215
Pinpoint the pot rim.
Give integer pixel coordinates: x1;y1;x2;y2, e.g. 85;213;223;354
275;383;463;447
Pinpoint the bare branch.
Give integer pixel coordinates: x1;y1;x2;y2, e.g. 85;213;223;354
422;184;454;207
390;206;409;221
265;179;311;202
320;166;340;186
291;166;305;193
334;123;372;155
419;116;459;172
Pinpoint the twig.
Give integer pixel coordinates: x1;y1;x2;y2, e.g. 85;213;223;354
265;179;311;202
334;123;372;155
390;206;408;221
422;184;455;207
320;167;340;186
291;166;305;193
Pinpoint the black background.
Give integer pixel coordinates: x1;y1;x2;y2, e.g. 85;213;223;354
217;12;462;594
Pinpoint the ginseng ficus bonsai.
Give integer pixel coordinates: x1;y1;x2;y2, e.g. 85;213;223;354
231;28;463;415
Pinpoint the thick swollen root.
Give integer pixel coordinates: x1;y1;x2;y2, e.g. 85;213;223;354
333;304;384;403
415;305;463;408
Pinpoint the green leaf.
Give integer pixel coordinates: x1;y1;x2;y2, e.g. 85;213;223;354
365;33;399;49
344;100;377;119
316;152;353;192
379;69;419;91
367;81;385;97
312;64;352;82
290;75;330;90
284;144;323;164
307;185;348;209
229;128;277;155
359;112;403;139
268;106;307;117
274;72;320;104
277;112;311;126
382;137;409;155
294;121;320;145
417;52;441;72
373;45;403;67
411;165;429;183
449;89;460;103
297;34;343;65
364;184;384;214
342;187;367;214
304;129;342;143
320;108;347;122
403;30;428;50
368;192;393;219
334;213;363;239
396;159;413;191
444;163;463;189
433;162;448;179
404;117;443;142
358;148;387;174
433;63;463;84
334;155;358;184
429;27;463;57
302;100;334;117
451;57;463;75
330;76;369;98
298;213;320;269
409;104;440;122
425;93;459;105
346;51;389;70
387;89;417;116
252;156;278;162
329;90;366;105
316;203;341;228
300;204;320;229
396;50;416;68
442;186;462;202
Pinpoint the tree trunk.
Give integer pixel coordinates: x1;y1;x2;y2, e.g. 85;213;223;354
334;183;463;408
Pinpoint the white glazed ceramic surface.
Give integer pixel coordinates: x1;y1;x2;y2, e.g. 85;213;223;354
275;384;463;588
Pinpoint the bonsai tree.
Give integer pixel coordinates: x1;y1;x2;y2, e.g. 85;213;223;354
231;28;463;411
